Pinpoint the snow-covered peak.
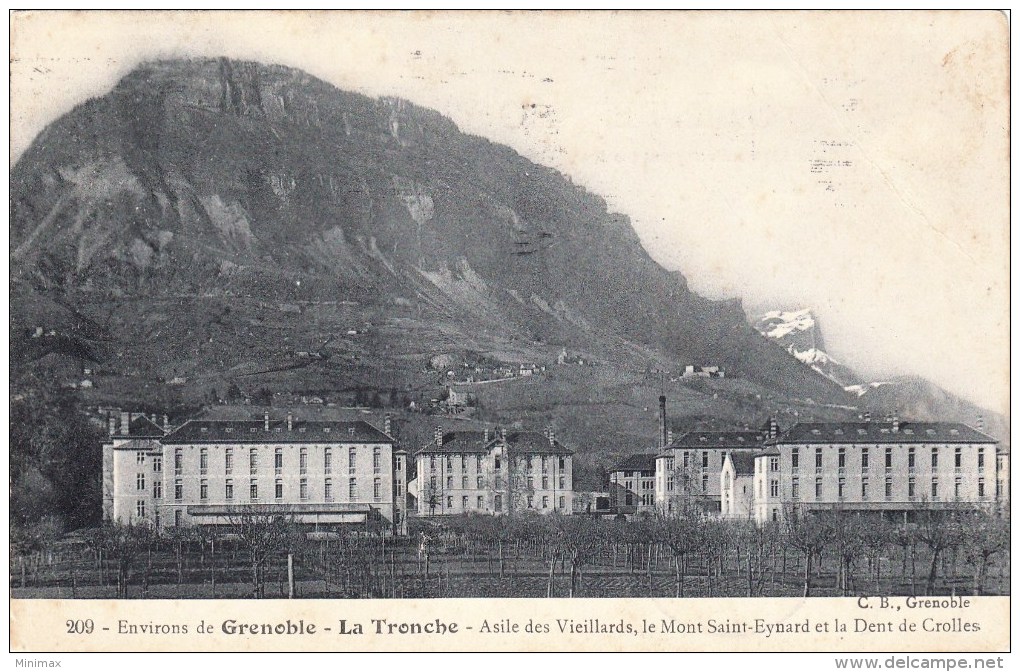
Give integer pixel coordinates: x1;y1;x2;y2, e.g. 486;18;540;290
792;346;838;366
758;308;815;339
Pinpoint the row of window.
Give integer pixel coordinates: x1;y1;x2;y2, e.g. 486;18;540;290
430;494;568;511
427;455;568;473
784;446;989;473
165;446;387;476
777;475;990;501
147;477;386;502
663;473;710;492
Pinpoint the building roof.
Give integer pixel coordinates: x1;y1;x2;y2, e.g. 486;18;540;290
418;430;573;455
776;422;997;445
611;453;658;473
112;438;163;452
162;419;393;445
661;431;766;454
113;414;165;439
726;452;757;475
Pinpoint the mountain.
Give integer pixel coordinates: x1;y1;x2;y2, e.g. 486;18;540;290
753;309;861;387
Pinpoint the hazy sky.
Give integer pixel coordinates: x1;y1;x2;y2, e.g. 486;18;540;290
9;11;1010;415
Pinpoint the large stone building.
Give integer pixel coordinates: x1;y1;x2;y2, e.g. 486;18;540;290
412;427;574;516
102;411;408;534
654;430;767;514
608;454;657;515
750;420;1004;524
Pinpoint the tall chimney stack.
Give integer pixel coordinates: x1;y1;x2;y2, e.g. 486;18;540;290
483;428;490;443
163;414;170;433
658;395;668;450
548;427;556;446
977;414;985;432
287;413;293;431
384;414;392;436
120;411;130;434
264;411;270;431
892;411;900;433
666;429;674;445
435;426;443;448
769;417;779;440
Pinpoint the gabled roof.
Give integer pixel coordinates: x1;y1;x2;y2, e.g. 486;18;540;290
777;422;997;445
725;452;757;475
664;431;766;450
162;419;393;445
417;430;573;456
112;438;163;452
611;453;657;473
113;414;165;439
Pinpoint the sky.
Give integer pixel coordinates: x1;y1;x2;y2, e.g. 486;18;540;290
8;11;1010;415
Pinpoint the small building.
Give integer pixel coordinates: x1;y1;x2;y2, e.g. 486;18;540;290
720;451;756;520
609;453;658;515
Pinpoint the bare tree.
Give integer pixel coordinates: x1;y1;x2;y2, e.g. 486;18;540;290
783;504;833;597
227;505;302;598
653;501;705;597
960;506;1009;596
550;514;608;597
912;501;967;596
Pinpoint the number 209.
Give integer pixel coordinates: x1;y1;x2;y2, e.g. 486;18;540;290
66;619;94;634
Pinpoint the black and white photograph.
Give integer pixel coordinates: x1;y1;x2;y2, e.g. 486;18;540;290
8;9;1010;655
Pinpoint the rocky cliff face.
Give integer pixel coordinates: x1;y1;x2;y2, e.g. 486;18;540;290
11;58;847;406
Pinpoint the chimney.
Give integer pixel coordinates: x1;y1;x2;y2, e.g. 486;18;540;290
976;414;985;432
384;414;392;436
864;410;872;423
892;411;900;433
108;414;117;437
120;411;130;434
484;428;490;443
264;412;270;431
287;413;294;431
658;395;668;449
769;417;778;440
500;427;507;441
548;427;556;446
163;414;170;433
435;426;443;448
666;429;674;445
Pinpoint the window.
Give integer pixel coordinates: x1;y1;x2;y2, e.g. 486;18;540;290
447;456;454;473
701;473;708;493
349;478;357;499
559;456;566;470
558;496;565;510
447;476;454;490
462;455;468;472
815;477;822;498
153;456;162;473
225;480;233;500
884;477;892;500
136;452;145;465
494;494;502;512
476;455;483;471
136;500;145;518
153;480;162;499
954;477;962;499
250;480;259;500
275;480;284;499
558;474;566;489
683;452;690;470
324;448;332;473
838;448;846;473
494;457;502;471
462;475;468;489
931;478;939;500
495;475;503;489
769;456;779;472
770;479;779;498
541;456;548;473
791;448;799;470
908;477;915;499
815;448;823;472
476;474;484;488
954;447;962;472
527;495;534;509
447;496;453;509
542;475;549;489
861;477;869;499
374;447;382;474
137;473;146;491
349;447;357;475
300;448;308;475
430;455;436;471
908;447;916;473
174;510;182;527
477;496;484;509
931;447;939;470
275;448;284;474
542;495;549;509
861;448;869;471
461;495;468;509
224;449;232;474
702;452;709;469
791;477;800;500
300;478;309;500
838;477;846;499
200;448;208;475
174;449;183;475
978;448;985;472
200;480;208;501
174;480;183;500
249;448;258;475
325;478;333;501
885;447;892;472
373;478;382;502
978;478;985;498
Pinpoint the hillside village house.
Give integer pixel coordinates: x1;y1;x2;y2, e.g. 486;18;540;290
411;427;574;516
749;420;1004;524
103;411;408;535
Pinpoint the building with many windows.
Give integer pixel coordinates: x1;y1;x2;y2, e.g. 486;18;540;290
411;427;573;516
608;454;657;515
654;430;766;513
102;411;407;534
751;420;1003;524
